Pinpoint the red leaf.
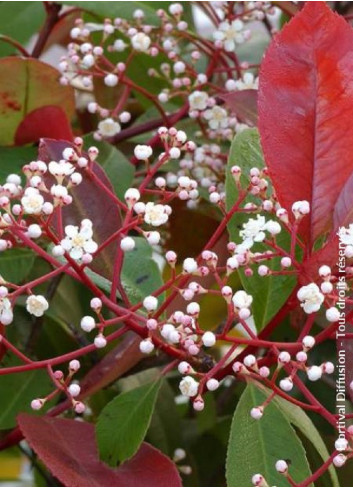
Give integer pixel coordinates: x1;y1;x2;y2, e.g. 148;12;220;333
258;1;353;246
18;415;182;487
38;138;122;280
300;235;339;283
79;333;143;398
333;172;353;230
221;89;258;126
15;106;73;145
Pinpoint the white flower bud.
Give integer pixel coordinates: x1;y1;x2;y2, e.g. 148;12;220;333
279;377;293;392
319;265;331;278
68;383;81;397
202;331;216;347
326;307;340;322
183;257;198;274
333;453;346;467
278;351;291;364
243;354;256;368
206;378;219;391
321;281;333;294
90;297;102;310
94;334;107;349
134;144;153;160
120;237;135;251
258;265;269;276
178;361;192;375
307;365;322;381
302;335;315;350
335;438;348;452
281;257;292;268
186;302;200;317
69;359;80;372
275;460;288;474
104;73;119;87
139;338;155;354
80;315;96;332
296;351;307;363
124;188;140;206
143;295;158;312
27;224;42;239
193;396;204;411
145;231;160;245
250;406;263;420
31;399;44;411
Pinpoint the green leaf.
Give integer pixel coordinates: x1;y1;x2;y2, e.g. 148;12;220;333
0;360;53;429
83;135;134;200
271;388;339;486
96;377;162;465
116;368;181;456
60;1;173;24
121;237;164;305
226;383;311;487
225;129;297;330
240;232;297;331
0;145;37;182
225;128;265;231
0;248;35;283
147;380;181;456
0;2;45;57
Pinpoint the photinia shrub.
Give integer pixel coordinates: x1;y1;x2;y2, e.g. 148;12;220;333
0;1;353;487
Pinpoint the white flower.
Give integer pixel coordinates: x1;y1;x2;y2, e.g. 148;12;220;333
21;188;44;214
232;290;253;309
60;220;98;260
131;32;151;52
51;184;69;199
98;118;121;137
26;295;49;317
297;283;324;314
48;161;75;182
179;376;199;397
213;19;245;51
188;90;209;111
134;145;153;160
239;215;267;249
203;106;228;130
0;296;13;325
144;202;169;227
230;72;259;91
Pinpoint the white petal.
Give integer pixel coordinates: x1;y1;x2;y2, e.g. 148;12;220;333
65;225;78;238
84;240;98;254
70;247;83;260
60;238;72;251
